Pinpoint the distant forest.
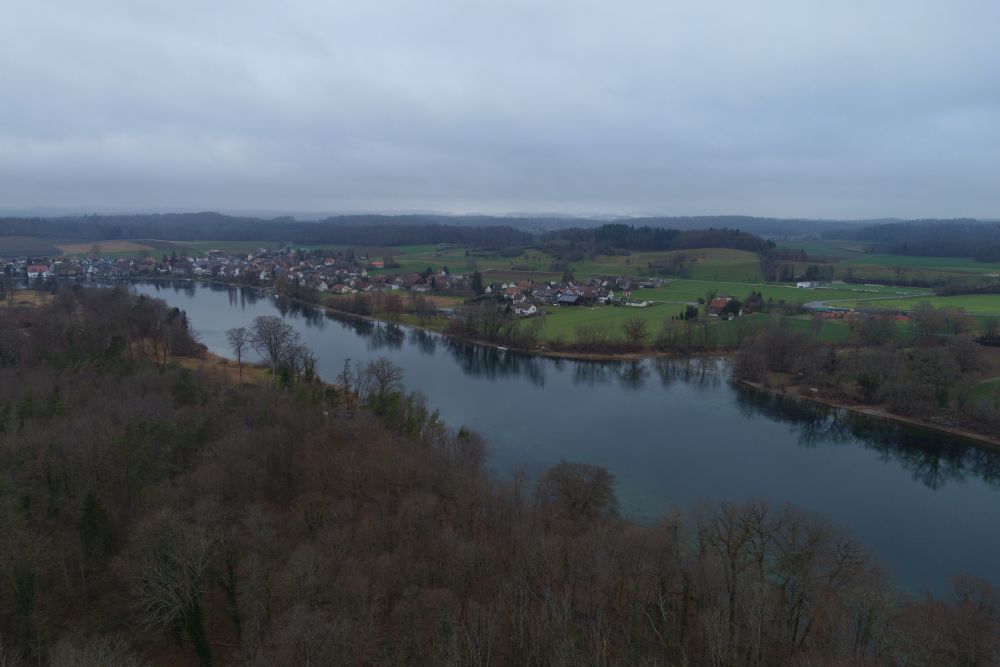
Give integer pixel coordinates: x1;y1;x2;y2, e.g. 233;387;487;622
830;220;1000;262
0;212;867;239
0;213;772;256
543;224;772;254
6;211;1000;261
0;213;535;248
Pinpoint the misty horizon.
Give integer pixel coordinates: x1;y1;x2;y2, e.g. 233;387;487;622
1;207;997;227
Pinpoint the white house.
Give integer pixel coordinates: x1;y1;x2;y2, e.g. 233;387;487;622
515;304;538;316
26;264;49;279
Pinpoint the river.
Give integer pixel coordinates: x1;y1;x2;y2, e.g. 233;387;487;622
129;280;1000;594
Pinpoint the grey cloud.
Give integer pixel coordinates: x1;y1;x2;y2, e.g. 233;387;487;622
1;0;998;218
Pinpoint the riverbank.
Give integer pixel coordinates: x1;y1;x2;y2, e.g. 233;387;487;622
108;275;732;363
272;286;735;363
736;378;1000;452
46;274;747;363
171;349;272;385
99;279;1000;449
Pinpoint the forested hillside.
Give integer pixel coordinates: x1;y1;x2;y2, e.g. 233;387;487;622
833;220;1000;261
541;225;772;258
0;288;997;665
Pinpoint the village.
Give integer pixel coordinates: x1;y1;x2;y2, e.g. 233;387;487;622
4;244;939;354
0;244;689;320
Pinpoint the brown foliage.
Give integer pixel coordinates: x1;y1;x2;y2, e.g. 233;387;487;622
0;289;996;665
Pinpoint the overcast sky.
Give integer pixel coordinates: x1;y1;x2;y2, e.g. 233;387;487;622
2;1;998;218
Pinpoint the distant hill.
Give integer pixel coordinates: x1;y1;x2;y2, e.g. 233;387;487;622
831;219;1000;261
2;211;996;250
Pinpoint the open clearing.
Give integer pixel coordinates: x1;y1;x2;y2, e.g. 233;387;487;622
776;239;869;257
840;254;1000;275
538;303;670;342
56;240;160;255
638;279;920;305
0;236;62;256
970;378;1000;407
833;294;1000;315
570;248;763;282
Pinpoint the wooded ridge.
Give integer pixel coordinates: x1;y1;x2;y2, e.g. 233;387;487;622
0;287;996;665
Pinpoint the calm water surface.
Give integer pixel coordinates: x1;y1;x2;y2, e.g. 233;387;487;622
130;281;1000;593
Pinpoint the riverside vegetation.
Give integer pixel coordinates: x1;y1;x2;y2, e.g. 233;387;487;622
733;305;1000;440
0;287;998;665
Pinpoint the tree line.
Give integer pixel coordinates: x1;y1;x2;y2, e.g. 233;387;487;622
541;224;772;258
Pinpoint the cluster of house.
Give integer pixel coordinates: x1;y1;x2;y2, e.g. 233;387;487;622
486;277;664;316
2;255;100;280
3;251;261;281
3;247;668;319
1;247;468;294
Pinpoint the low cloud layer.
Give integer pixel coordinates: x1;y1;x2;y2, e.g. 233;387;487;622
2;1;998;218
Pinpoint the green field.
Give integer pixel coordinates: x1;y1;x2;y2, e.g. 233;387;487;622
970;378;1000;408
637;279;920;305
537;303;671;342
535;308;862;346
833;294;1000;315
776;240;869;257
365;246;765;282
840;254;1000;275
367;246;553;276
176;240;269;254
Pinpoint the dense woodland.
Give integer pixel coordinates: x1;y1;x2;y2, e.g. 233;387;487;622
834;220;1000;261
0;288;998;666
541;225;773;256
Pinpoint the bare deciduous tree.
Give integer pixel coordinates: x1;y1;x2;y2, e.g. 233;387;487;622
623;318;649;347
536;461;619;529
48;634;146;667
364;357;404;400
133;518;216;667
226;326;249;383
250;315;299;382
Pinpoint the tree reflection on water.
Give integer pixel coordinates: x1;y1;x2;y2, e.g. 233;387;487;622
132;279;1000;493
735;389;1000;490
